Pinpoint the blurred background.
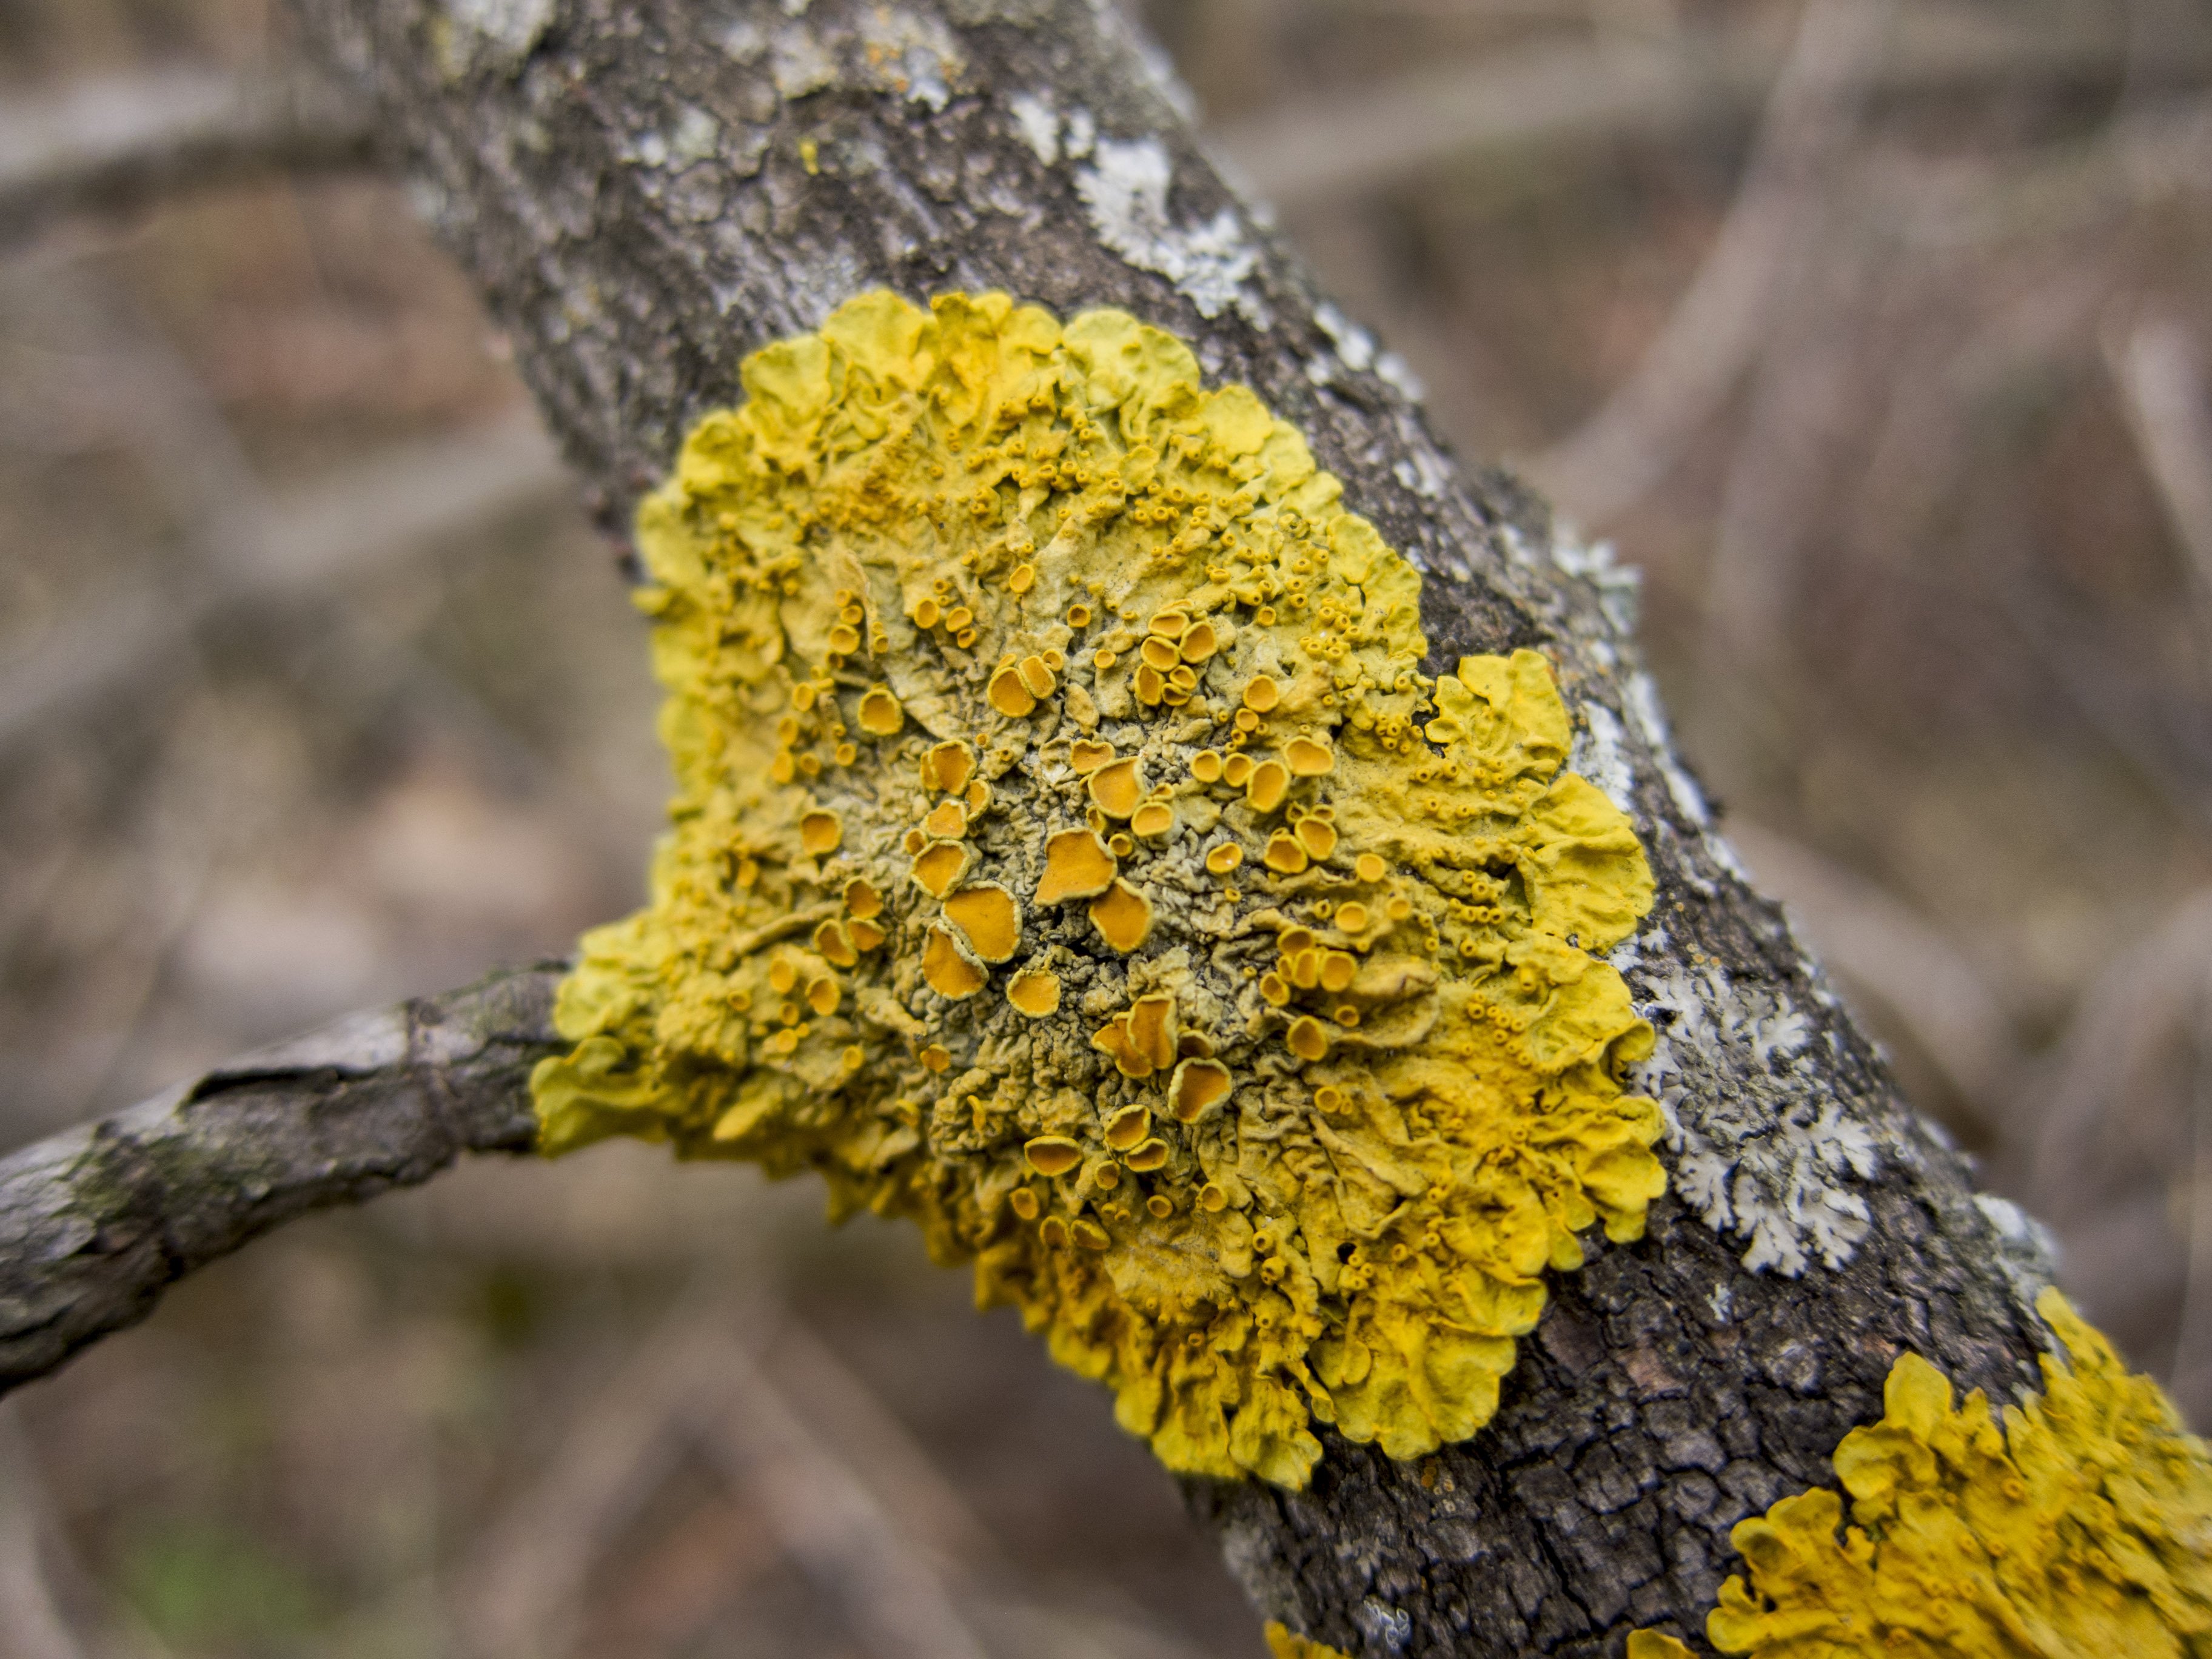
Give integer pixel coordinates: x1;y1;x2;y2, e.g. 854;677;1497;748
2;0;2211;1654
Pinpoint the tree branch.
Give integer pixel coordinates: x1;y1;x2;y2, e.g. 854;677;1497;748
0;67;376;250
0;964;562;1395
0;0;2070;1651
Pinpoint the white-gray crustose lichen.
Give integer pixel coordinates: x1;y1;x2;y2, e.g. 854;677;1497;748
1074;136;1269;326
1627;955;1880;1277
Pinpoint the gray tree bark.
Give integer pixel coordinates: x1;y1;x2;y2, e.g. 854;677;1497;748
0;2;2064;1654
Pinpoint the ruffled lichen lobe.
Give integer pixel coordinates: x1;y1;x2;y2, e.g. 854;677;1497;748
1638;1290;2212;1657
529;291;1663;1487
1264;1623;1353;1659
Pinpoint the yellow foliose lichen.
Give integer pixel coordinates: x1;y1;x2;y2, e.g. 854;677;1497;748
529;290;1664;1488
1653;1290;2212;1657
1265;1621;1355;1659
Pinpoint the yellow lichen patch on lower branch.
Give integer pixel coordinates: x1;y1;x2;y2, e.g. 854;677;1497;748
1637;1290;2212;1658
1264;1623;1353;1659
528;291;1663;1490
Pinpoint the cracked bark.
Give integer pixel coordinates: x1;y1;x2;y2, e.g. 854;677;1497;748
0;1;2059;1653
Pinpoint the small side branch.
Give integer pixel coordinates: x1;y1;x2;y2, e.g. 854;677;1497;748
0;964;563;1396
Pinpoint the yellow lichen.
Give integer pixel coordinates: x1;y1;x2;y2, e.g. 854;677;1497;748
1088;879;1154;952
1638;1290;2212;1658
910;840;970;897
943;883;1021;962
1170;1057;1232;1121
529;291;1663;1490
1247;759;1291;813
1025;1136;1083;1177
857;686;905;735
923;740;975;794
1264;1623;1353;1659
1131;800;1175;839
1089;757;1145;819
1007;965;1062;1017
921;926;987;999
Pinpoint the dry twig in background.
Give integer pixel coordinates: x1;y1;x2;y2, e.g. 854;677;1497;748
0;69;372;251
0;966;560;1393
1527;0;1890;531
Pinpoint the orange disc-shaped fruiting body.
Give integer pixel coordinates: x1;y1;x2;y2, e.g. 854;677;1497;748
910;842;970;898
1088;880;1153;952
1170;1059;1233;1122
856;687;904;735
1024;1136;1082;1177
814;920;859;967
1087;758;1145;819
987;663;1037;717
943;883;1021;963
1034;829;1116;904
921;927;987;999
922;740;974;794
1285;1015;1329;1062
1006;965;1061;1017
1126;995;1176;1070
1104;1105;1151;1151
1246;760;1290;813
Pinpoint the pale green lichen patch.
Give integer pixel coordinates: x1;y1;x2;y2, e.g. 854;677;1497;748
1638;1290;2212;1657
529;291;1663;1488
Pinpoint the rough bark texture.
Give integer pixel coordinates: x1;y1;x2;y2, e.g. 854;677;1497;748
0;965;561;1393
0;1;2059;1652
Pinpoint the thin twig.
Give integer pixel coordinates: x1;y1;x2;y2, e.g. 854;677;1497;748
0;964;563;1396
1526;0;1894;529
0;68;374;252
449;1282;764;1659
0;1398;179;1659
760;1318;1004;1578
2106;315;2212;659
0;409;566;753
0;1404;92;1659
2033;889;2212;1209
1210;8;2211;214
687;1315;994;1659
2174;958;2212;1395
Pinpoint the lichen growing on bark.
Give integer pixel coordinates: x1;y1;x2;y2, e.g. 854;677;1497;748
1636;1290;2212;1657
529;290;1663;1487
1265;1622;1354;1659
